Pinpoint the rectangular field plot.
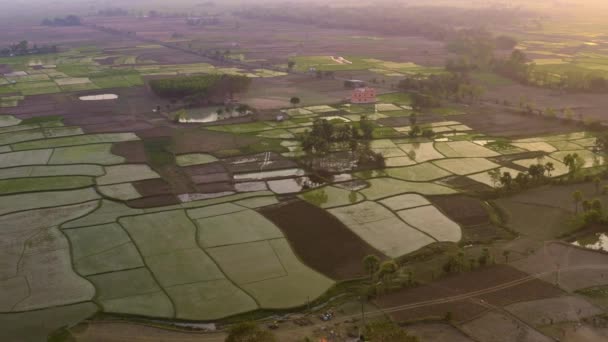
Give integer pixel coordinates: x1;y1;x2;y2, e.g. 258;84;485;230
397;205;462;242
299;186;364;208
146;248;225;287
434;141;500;158
549;140;584;151
98;183;142;201
12;133;139;150
49;144;125;165
0;115;21;127
0;176;94;195
0;149;52;168
97;164;160;185
207;240;287;284
13;228;95;311
511;142;557;153
241;238;334;308
194;209;284;247
329;201;435;257
187;203;245;219
433;158;500;175
119;211;199;256
397;142;445;162
64;223;143;275
385;163;452;182
0;165;105;179
380;194;431;211
166;279;258;320
176;153;218;167
89;268;174;318
0;188;99;216
360;178;457;200
0;129;45;145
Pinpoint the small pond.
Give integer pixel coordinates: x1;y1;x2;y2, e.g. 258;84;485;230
572;232;608;252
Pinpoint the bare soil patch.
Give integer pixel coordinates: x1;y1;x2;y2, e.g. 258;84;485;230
259;199;385;280
512;242;608;291
430;195;491;226
127;194;180;208
406;322;474;342
375;265;563;323
111;141;147;163
171;129;258;155
455;106;580;138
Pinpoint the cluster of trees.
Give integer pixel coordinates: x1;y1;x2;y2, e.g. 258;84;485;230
572;185;608;225
442;248;498;275
488;160;557;191
299;116;385;170
0;40;58;57
362;255;415;297
186;17;220;26
150;74;252;104
398;73;485;109
42;15;81;26
406;114;434;139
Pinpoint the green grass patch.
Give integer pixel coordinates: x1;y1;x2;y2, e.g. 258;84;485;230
0;176;93;195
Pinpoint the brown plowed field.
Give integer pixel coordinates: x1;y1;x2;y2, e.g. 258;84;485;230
430;195;490;226
260;199;385;280
375;265;563;323
127;194;180;208
111;141;147;163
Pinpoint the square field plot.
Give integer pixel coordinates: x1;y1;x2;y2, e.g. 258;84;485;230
385;163;452;182
0;150;52;168
166;279;258;320
397;205;462;242
380;194;431;211
207;240;287;284
146;248;225;287
329;201;435;257
49;144;124;165
433;158;500;176
511;142;557;153
361;178;456;200
194;209;283;248
397;142;445;162
435;141;500;158
119;211;198;257
97;164;160;185
64;223;143;275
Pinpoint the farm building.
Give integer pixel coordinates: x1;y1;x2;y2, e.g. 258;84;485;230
351;87;377;104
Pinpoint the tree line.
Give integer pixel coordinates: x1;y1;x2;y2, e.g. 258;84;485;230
299;116;385;171
149;74;252;104
397;72;485;110
0;40;58;57
42;15;81;27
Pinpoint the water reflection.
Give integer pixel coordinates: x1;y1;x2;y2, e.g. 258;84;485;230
573;233;608;252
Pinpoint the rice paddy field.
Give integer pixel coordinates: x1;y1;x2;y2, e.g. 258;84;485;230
3;8;608;340
0;84;606;328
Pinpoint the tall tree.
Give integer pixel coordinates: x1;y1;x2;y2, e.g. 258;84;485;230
363;254;381;279
572;190;583;214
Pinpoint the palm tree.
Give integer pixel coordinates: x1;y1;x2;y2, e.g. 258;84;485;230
545;162;555;177
503;250;511;263
594;177;601;194
363;255;380;279
378;260;399;288
572;190;583;214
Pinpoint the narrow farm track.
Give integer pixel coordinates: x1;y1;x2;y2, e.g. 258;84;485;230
76;263;608;341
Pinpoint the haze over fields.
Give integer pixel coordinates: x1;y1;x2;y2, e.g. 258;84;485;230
2;0;608;341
